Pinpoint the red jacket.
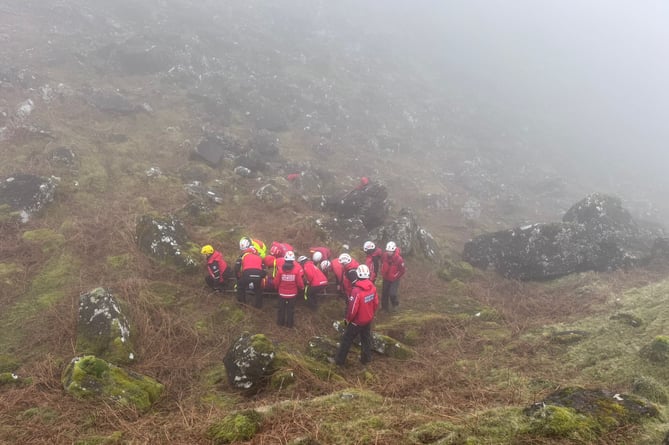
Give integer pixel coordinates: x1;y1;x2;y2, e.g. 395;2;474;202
365;247;383;282
276;261;304;298
381;249;405;282
331;258;344;285
269;241;294;258
346;279;378;325
309;246;332;261
207;251;228;284
302;260;328;287
241;249;263;271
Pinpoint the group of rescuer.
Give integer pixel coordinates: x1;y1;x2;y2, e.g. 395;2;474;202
199;237;406;364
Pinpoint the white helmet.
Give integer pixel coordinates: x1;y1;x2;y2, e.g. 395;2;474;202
320;260;331;271
312;251;323;263
363;241;375;252
385;241;397;252
284;251;296;261
239;237;251;250
356;264;370;279
297;255;308;264
338;253;352;265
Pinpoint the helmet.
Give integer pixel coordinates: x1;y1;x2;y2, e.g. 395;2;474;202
338;253;352;265
269;245;279;256
386;241;397;252
312;251;323;263
363;241;375;252
297;255;308;264
284;251;296;261
320;260;331;271
201;245;214;255
356;264;370;279
239;237;251;250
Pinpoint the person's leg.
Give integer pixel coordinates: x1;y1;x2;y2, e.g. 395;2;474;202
389;280;400;307
381;281;390;311
286;298;295;327
253;277;263;308
307;285;324;310
277;299;286;326
236;274;248;303
205;275;216;289
360;324;373;364
335;324;360;365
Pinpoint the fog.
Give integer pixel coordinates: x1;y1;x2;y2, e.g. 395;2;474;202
6;0;669;221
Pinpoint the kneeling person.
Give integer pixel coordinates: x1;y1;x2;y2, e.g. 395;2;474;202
201;245;232;291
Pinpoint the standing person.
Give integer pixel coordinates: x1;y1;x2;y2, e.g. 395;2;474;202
298;255;328;310
201;245;232;291
334;264;379;366
276;251;304;327
363;241;383;283
380;241;406;312
234;238;265;308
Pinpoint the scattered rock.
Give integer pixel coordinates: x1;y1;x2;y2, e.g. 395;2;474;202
62;355;163;412
76;288;135;364
333;181;389;230
0;174;58;223
207;409;263;444
192;135;239;167
48;146;78;167
306;336;339;363
135;214;198;271
223;332;276;393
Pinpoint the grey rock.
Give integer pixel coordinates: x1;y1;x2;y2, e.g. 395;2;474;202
223;333;276;393
333;180;389;230
76;288;135;364
135;214;198;271
192;135;238;167
0;174;58;223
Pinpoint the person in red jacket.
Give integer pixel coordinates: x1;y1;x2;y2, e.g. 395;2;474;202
363;241;383;283
269;241;294;259
334;264;379;365
201;245;232;291
310;246;332;264
234;238;266;308
276;251;304;327
338;253;360;299
380;241;406;312
298;255;329;310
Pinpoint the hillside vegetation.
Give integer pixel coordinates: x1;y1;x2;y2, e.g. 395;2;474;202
1;1;669;444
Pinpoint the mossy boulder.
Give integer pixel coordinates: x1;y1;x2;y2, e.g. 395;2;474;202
306;336;339;363
207;409;263;444
62;355;164;412
223;333;276;393
76;288;135;364
0;174;58;223
525;386;659;440
135;214;198;271
632;375;669;404
0;372;30;387
641;336;669;363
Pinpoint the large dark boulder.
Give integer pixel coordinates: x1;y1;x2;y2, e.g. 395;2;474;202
463;222;589;280
375;208;441;260
135;214;198;271
192;135;239;167
76;288;135;364
0;174;58;223
463;194;663;280
334;181;389;230
223;333;276;393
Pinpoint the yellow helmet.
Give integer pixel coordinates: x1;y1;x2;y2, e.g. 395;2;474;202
201;245;214;255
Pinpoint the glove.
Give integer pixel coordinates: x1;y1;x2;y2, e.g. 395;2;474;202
304;286;309;300
341;319;349;328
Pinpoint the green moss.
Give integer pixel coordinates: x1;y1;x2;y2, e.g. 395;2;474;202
632;375;668;404
74;431;123;445
105;254;132;270
250;334;274;355
408;420;456;443
438;260;476;282
62;356;163;412
17;407;59;424
207;410;263;444
0;354;19;373
641;336;669;363
200;365;240;409
527;405;600;441
22;229;65;254
0;372;28;386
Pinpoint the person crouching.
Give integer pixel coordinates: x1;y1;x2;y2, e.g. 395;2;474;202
276;251;304;328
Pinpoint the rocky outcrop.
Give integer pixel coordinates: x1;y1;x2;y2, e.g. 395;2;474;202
62;355;163;412
223;333;276;393
374;208;441;260
0;174;58;223
332;181;389;230
463;194;664;280
76;288;135;364
136;214;198;271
